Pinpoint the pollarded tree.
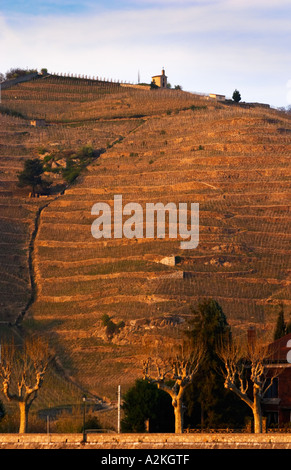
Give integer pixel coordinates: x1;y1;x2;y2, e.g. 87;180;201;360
217;332;280;433
143;340;204;433
0;336;50;433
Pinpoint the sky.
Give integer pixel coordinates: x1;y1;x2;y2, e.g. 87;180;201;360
1;0;291;108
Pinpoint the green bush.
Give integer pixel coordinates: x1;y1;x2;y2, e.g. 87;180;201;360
101;314;125;340
121;379;174;433
17;157;51;195
62;166;81;184
38;146;49;155
52;409;101;433
78;145;94;159
0;412;46;433
0;105;26;119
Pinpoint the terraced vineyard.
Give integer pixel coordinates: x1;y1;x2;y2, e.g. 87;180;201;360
1;74;203;122
0;75;290;405
0;113;45;324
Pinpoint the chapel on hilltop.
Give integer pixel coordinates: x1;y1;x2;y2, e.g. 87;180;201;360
152;68;168;88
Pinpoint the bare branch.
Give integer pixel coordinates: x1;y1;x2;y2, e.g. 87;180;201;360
142;338;204;432
0;335;50;432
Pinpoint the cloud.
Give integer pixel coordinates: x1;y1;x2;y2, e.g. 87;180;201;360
0;0;290;107
223;0;291;9
287;80;291;105
3;3;290;45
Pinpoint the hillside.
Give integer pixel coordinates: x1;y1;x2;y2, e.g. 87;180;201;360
0;75;290;406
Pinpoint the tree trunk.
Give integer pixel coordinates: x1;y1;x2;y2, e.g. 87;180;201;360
19;401;29;433
173;397;184;434
253;392;263;434
201;401;205;430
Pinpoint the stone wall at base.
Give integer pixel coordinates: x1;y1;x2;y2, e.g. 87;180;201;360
0;433;291;449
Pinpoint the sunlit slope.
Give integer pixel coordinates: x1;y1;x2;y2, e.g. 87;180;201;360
0;113;46;323
0;81;149;323
32;103;291;398
1;75;206;122
0;75;123;121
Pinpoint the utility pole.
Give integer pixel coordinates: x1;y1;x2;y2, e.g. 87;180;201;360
82;395;86;443
117;385;121;433
47;415;50;443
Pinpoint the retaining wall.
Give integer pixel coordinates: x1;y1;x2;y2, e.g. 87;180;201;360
0;73;40;90
0;433;291;449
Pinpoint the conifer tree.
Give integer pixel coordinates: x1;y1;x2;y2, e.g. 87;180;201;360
232;89;241;103
274;305;286;340
185;299;247;428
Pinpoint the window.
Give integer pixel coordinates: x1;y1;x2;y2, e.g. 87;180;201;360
266;411;278;426
264;377;279;398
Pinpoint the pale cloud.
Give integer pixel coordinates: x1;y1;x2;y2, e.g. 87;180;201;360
287;80;291;105
0;0;290;107
129;0;291;9
223;0;291;9
3;4;290;45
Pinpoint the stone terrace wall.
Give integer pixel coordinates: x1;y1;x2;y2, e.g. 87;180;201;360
0;433;291;449
1;73;40;90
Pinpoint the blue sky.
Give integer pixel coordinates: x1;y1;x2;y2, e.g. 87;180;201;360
1;0;291;107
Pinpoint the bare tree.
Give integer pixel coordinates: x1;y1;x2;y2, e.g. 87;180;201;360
0;336;50;433
143;340;204;433
217;332;280;433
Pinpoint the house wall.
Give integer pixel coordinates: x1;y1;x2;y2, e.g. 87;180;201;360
30;119;46;127
264;368;291;425
209;94;226;101
263;334;291;426
152;70;167;88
